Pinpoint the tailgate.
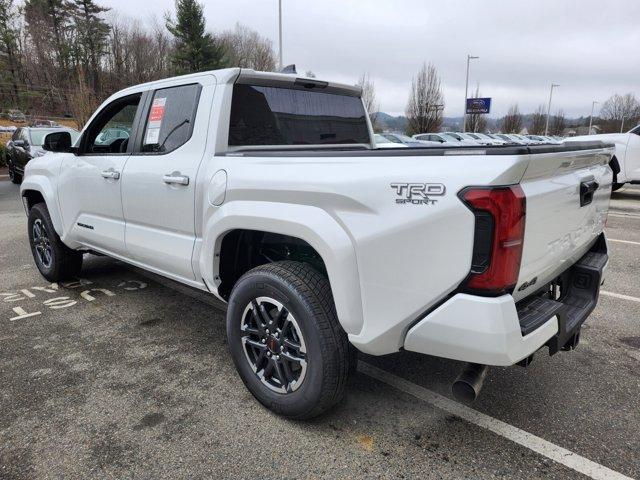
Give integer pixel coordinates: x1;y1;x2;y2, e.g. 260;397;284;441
513;144;613;302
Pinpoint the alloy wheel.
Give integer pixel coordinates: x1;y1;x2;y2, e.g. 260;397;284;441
240;296;307;394
32;218;53;268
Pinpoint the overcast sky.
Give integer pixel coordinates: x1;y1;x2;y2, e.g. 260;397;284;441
105;0;640;118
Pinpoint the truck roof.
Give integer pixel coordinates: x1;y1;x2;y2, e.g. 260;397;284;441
118;68;363;98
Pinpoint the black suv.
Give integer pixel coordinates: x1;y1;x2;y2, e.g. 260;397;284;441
6;127;79;184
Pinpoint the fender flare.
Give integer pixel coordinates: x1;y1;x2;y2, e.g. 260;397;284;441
198;201;365;335
20;176;64;236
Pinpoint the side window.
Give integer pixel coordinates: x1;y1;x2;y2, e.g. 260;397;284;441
11;128;21;141
631;126;640;136
141;84;200;154
82;94;141;154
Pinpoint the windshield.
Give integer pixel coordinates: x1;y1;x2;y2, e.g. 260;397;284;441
374;134;389;144
381;134;402;143
441;133;460;142
229;84;369;146
29;129;79;146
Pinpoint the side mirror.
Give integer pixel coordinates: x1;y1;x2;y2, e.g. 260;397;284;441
13;139;26;148
43;131;72;153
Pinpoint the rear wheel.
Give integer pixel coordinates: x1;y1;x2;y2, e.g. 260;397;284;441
226;261;351;419
28;203;83;281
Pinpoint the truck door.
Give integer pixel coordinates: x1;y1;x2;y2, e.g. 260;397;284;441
121;81;211;282
57;93;145;256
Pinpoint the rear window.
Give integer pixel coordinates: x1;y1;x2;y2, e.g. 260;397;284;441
229;84;369;147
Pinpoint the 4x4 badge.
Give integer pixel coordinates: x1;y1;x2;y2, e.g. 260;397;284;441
390;183;446;205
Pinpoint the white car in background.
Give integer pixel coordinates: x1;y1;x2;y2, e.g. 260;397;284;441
412;132;467;146
568;125;640;190
378;133;440;147
373;134;408;148
465;132;506;146
445;132;482;145
492;133;528;145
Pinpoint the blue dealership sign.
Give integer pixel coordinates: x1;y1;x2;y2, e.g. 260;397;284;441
466;97;491;114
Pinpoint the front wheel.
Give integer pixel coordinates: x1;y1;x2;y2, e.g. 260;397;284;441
226;261;352;419
28;203;83;282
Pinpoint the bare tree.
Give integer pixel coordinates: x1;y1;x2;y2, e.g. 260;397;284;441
219;22;276;71
600;93;640;133
68;66;98;129
501;104;523;133
466;85;487;133
357;72;379;131
530;104;546;135
405;62;444;135
550;109;566;136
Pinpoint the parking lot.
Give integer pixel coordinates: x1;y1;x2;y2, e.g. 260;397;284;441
0;179;638;479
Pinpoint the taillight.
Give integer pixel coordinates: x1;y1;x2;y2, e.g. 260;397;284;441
458;185;526;296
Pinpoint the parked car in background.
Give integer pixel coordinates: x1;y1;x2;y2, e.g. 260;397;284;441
7;109;26;123
465;132;506;146
6;126;80;184
0;125;17;133
445;132;482;145
379;132;441;147
30;119;60;128
373;134;408;148
412;132;464;146
568;125;640;190
492;133;527;145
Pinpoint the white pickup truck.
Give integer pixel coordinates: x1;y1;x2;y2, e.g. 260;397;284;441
20;69;613;419
569;125;640;191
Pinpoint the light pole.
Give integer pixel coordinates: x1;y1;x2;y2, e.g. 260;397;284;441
544;83;560;136
588;100;599;134
462;54;479;132
278;0;283;70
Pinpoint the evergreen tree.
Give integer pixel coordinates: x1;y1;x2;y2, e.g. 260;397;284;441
0;0;22;104
165;0;226;74
70;0;110;92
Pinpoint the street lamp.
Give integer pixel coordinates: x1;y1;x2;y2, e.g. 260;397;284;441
588;100;599;134
544;83;560;136
277;0;283;70
462;54;479;132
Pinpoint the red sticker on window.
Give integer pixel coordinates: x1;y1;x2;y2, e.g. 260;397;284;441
149;97;166;122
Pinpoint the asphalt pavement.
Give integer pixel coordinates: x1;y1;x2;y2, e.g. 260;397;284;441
0;179;638;479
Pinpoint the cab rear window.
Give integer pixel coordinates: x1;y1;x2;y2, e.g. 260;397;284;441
229;84;369;147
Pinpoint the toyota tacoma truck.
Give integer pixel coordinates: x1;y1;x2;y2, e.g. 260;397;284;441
569;125;640;191
20;68;613;419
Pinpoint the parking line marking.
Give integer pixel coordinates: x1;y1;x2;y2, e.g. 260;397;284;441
358;361;633;480
608;212;640;219
601;291;640;303
608;238;640;246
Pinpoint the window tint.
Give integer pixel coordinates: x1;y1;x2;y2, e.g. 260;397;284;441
632;126;640;136
229;84;369;147
11;128;21;141
142;84;200;153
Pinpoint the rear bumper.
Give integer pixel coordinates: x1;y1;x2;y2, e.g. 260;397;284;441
404;234;608;366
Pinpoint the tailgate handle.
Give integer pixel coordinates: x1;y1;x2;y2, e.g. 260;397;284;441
580;180;599;207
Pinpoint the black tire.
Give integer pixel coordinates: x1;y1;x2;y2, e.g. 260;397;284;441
227;261;351;419
9;163;22;184
28;203;83;282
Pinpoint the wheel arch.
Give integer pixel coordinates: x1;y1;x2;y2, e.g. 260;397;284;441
20;177;64;236
198;202;364;335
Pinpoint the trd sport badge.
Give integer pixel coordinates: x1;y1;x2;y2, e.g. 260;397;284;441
390;183;446;205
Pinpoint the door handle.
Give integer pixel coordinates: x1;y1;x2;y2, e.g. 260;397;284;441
101;169;120;180
163;172;190;186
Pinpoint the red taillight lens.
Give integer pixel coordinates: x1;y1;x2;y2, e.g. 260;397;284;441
459;185;526;295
